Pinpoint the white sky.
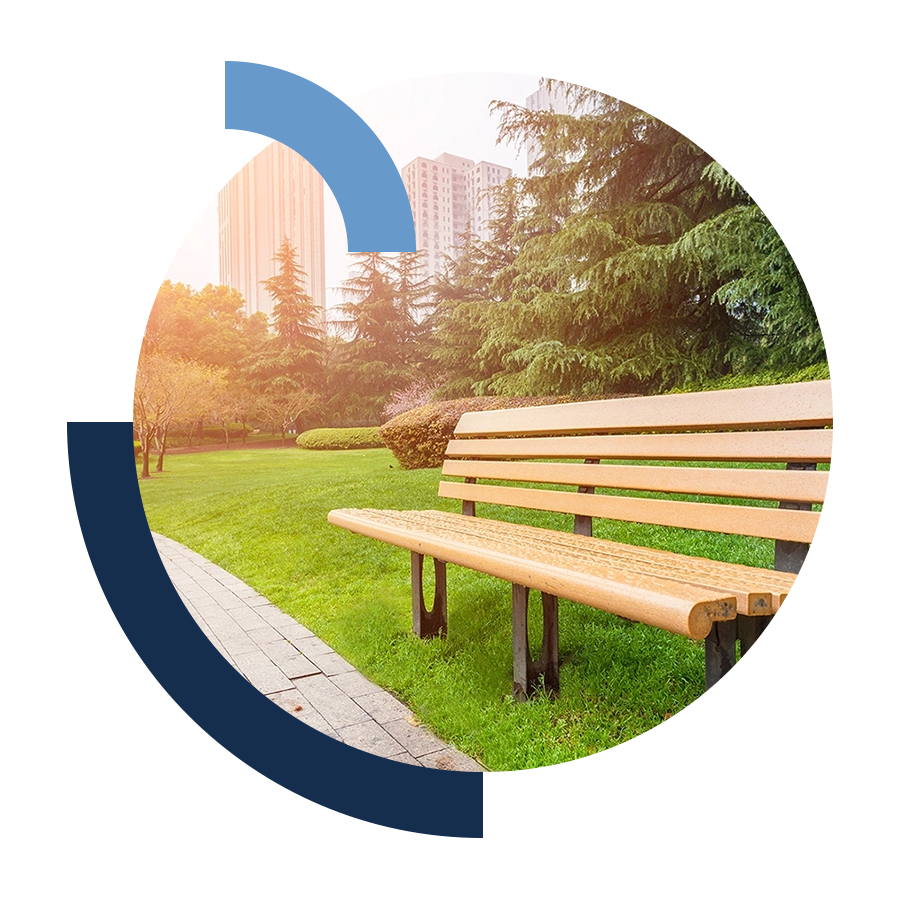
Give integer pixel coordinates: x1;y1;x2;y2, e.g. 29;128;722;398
164;72;538;309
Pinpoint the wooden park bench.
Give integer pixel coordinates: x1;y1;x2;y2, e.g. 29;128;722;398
328;380;832;699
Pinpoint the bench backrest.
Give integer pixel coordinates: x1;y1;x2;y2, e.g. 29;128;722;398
439;380;832;550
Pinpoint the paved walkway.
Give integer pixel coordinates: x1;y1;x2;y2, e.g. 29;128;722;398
153;533;484;771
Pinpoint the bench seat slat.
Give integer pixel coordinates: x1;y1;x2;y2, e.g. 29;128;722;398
454;380;833;437
328;508;738;639
445;429;832;464
441;459;829;504
425;512;796;614
329;510;832;640
438;480;821;544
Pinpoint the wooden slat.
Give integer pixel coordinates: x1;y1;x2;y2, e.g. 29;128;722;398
441;459;829;504
328;508;736;640
492;521;793;615
329;510;834;633
454;380;833;437
438;481;821;543
445;429;832;464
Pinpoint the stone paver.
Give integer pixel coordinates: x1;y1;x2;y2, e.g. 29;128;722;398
153;533;484;771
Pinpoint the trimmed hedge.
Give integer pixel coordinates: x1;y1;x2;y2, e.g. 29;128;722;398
296;426;385;451
379;396;594;469
666;363;830;394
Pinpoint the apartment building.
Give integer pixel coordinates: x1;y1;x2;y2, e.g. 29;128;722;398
401;151;511;278
218;141;326;322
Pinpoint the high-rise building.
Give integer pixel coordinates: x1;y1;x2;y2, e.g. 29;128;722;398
401;151;512;278
218;141;326;323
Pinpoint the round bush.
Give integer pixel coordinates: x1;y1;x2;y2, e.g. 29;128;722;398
296;427;384;451
379;396;590;469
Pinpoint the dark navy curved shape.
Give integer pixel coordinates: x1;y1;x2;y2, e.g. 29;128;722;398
120;422;484;837
225;61;415;252
129;492;368;777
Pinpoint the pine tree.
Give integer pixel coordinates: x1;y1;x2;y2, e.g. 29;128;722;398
392;250;432;336
428;178;536;397
262;238;322;352
679;72;834;367
428;80;825;397
240;239;324;431
324;252;425;424
334;252;426;365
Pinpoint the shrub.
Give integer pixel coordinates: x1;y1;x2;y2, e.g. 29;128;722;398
380;396;594;469
666;363;830;394
296;427;385;451
134;441;142;458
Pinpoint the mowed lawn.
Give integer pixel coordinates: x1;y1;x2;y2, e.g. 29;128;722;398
137;446;777;771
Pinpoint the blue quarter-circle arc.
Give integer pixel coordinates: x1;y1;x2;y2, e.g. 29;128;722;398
224;61;415;252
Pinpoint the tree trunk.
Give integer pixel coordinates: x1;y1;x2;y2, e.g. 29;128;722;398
140;428;153;479
155;423;169;472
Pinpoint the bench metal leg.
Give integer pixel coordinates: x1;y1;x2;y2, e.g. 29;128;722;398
573;458;600;537
462;476;476;517
706;619;737;772
512;584;560;700
411;552;447;639
737;616;775;772
775;461;816;574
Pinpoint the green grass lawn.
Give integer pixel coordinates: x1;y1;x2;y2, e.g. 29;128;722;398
137;447;781;771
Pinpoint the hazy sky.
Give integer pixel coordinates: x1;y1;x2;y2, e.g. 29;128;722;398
164;72;539;309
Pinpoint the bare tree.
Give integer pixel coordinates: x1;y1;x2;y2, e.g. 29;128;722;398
254;389;320;447
133;354;221;476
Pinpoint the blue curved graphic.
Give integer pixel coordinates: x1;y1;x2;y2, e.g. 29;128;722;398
225;61;415;252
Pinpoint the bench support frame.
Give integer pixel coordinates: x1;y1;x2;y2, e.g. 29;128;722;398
411;552;447;639
574;458;600;537
512;584;560;700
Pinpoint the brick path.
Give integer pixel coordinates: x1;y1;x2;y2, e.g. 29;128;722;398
132;534;484;772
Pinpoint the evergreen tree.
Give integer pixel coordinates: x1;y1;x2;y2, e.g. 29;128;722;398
487;85;743;393
392;249;432;337
262;238;322;352
243;238;324;398
325;252;425;424
334;252;418;363
237;239;325;434
677;72;833;367
428;178;533;397
430;80;825;397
